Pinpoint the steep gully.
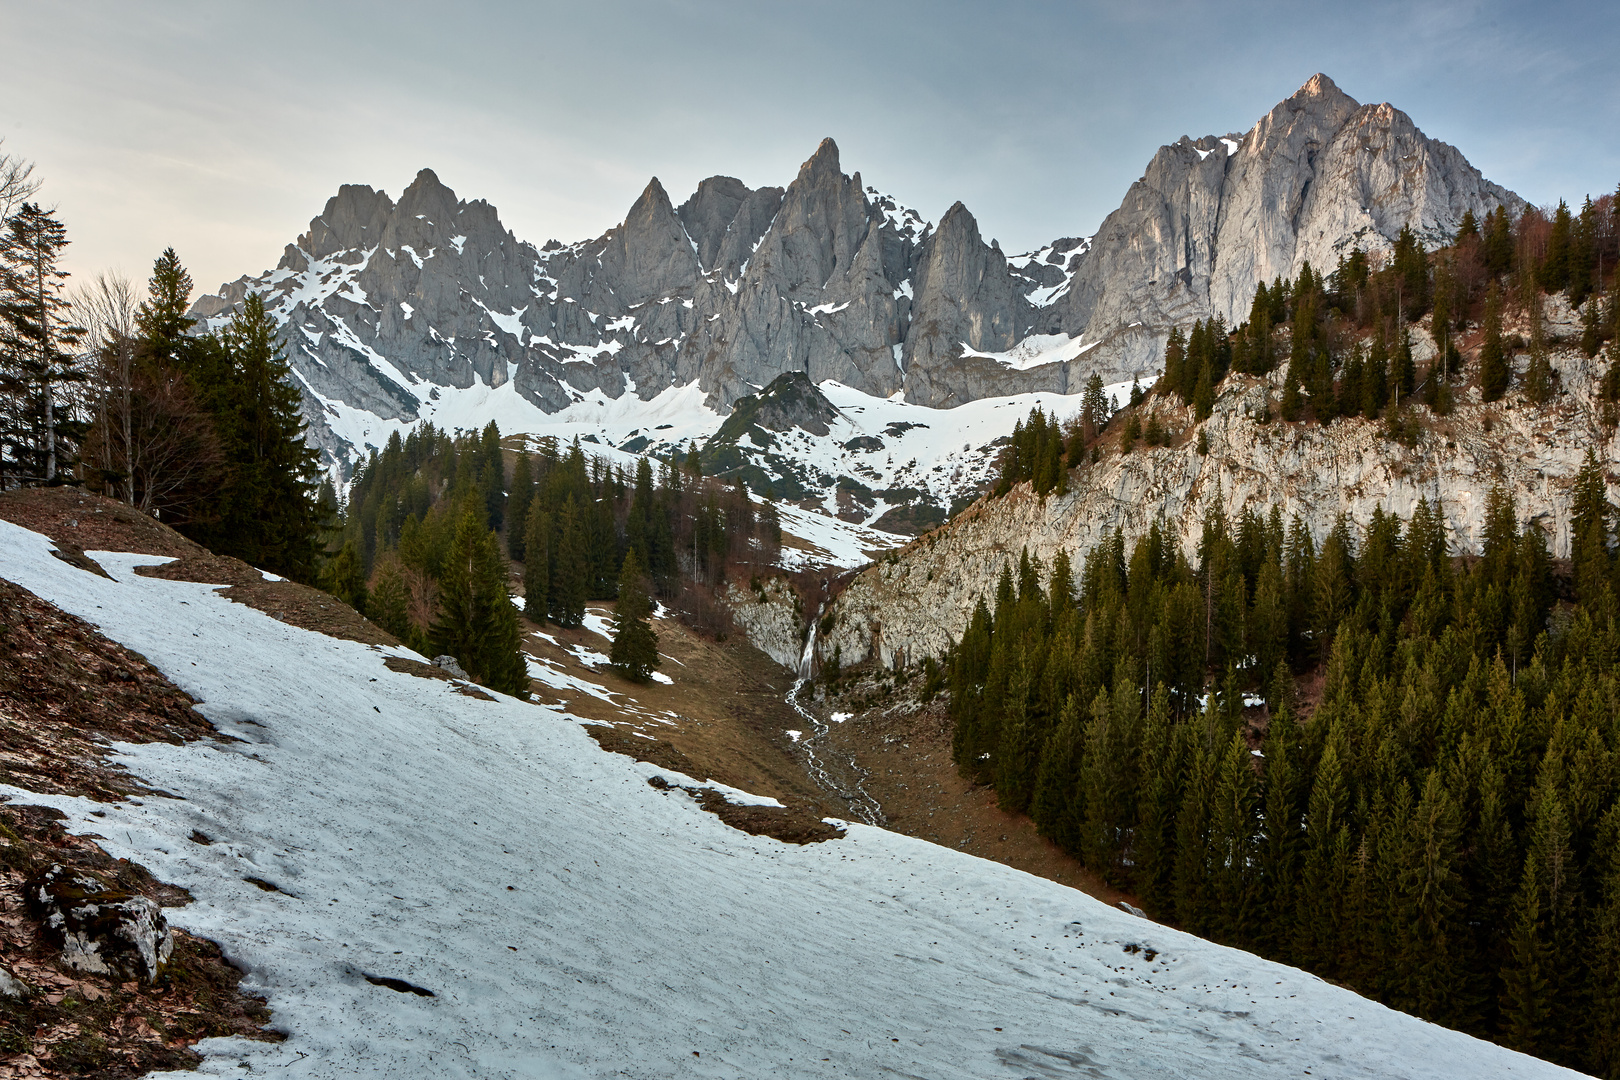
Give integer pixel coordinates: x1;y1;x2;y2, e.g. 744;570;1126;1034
788;604;884;826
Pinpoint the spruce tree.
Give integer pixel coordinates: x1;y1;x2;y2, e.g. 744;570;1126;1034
1192;361;1214;421
1586;811;1620;1078
1480;282;1510;402
1209;728;1259;945
550;496;588;627
609;547;660;683
0;203;84;484
1571;450;1611;606
994;660;1035;812
1397;770;1465;1025
368;553;412;641
1581;294;1603;358
430;503;529;698
1257;692;1303;955
1133;686;1182;913
1297;731;1350;969
321;538;368;614
478;420;505;531
523;506;550;622
134;248;197;371
203;292;321;579
1171;731;1218;935
483;587;531;699
507;451;533;560
1500;852;1549;1054
1539;200;1572;295
1030;694;1083;849
431;503;491;665
1393;328;1416;401
1484;206;1515;275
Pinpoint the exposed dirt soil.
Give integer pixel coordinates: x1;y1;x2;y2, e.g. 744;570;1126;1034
0;805;281;1077
0;488;396;648
0;562;281;1075
523;606;833;810
644;774;844;846
809;668;1137;908
0;579;216;803
526;590;1137;905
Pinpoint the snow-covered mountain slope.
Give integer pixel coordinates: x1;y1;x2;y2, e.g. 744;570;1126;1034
0;523;1579;1079
700;374;1140;534
189;74;1517;497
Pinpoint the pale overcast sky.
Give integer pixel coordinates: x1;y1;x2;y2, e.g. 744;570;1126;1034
3;0;1616;296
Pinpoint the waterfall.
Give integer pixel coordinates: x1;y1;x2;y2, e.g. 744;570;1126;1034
784;602;882;825
797;606;819;682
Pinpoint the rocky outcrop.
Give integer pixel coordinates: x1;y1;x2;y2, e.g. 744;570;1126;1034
724;578;805;670
903;202;1048;407
598;179;700;307
823;303;1613;670
677;176;784;276
28;864;174;983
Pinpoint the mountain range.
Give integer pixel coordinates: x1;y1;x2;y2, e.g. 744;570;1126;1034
192;74;1523;522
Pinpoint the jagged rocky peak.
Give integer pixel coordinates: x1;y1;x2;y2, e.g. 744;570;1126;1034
598;176;700;306
1055;73;1525;377
677;176;785;278
747;137;873;296
899;200;1049;409
913;201;1027;353
188;80;1526;476
294;183;396;265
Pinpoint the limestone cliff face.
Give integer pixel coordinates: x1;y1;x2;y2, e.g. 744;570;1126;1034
725;579;805;670
1054;75;1525;378
820;300;1613;671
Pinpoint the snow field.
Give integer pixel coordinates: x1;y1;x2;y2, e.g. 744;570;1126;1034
0;520;1580;1080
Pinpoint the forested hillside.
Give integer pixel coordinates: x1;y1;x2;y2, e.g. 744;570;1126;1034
948;480;1620;1073
325;423;782;653
943;189;1620;1074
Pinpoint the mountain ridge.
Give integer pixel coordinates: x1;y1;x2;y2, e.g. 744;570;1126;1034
191;75;1523;482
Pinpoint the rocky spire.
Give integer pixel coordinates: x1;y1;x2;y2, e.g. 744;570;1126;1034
599;177;701;306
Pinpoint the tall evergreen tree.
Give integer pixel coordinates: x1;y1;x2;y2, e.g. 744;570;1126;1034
507;451;533;560
551;496;588;627
0;203;83;484
430;503;529;697
367;553;412;643
134;248;197;371
1480;282;1510;403
320;538;368;614
196;293;322;579
478;420;505;531
1539;200;1573;295
609;547;660;683
523;507;551;622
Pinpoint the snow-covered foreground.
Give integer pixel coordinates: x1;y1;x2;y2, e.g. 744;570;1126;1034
0;521;1580;1079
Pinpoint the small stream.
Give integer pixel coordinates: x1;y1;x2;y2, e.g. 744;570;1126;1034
788;607;884;826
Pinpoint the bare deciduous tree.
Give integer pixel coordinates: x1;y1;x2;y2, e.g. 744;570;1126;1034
0;139;41;223
72;272;223;517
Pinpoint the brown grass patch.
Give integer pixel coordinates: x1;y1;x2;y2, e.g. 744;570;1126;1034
0;568;280;1075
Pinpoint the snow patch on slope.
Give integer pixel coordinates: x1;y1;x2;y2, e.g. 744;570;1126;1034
0;520;1579;1080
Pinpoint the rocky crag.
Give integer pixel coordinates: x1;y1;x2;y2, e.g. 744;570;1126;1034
818;296;1615;671
1050;73;1525;377
193;75;1521;474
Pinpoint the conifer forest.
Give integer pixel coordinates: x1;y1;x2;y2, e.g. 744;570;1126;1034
949;192;1620;1076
